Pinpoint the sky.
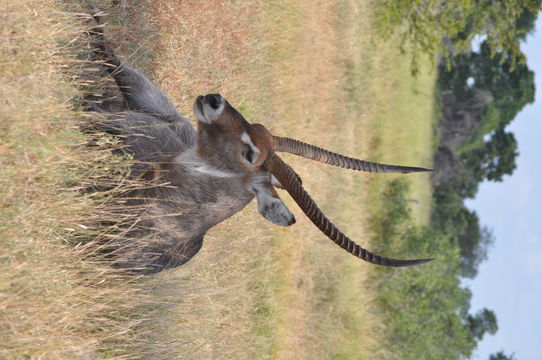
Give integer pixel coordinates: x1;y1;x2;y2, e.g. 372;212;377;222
465;16;542;360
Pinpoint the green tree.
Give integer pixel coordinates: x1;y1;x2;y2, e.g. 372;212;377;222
374;180;503;359
439;41;536;125
472;42;536;126
458;211;495;278
378;0;542;70
515;0;542;40
465;308;498;341
462;129;519;182
489;351;517;360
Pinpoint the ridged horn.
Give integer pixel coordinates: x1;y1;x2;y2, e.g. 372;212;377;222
273;136;432;174
264;152;433;267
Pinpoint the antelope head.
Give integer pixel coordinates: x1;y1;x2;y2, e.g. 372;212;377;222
193;94;433;267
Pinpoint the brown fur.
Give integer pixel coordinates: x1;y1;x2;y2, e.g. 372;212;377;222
87;15;293;274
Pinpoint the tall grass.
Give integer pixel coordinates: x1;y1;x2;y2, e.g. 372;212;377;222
0;1;158;358
1;0;437;359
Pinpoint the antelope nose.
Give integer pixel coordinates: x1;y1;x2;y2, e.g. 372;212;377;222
206;94;222;110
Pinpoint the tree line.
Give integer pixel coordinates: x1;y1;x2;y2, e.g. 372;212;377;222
373;1;541;359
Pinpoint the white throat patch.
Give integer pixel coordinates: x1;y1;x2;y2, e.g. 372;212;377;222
175;150;236;178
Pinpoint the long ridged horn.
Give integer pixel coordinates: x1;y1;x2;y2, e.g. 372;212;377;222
264;152;433;267
273;136;432;174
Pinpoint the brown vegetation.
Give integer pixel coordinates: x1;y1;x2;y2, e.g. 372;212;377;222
1;0;435;358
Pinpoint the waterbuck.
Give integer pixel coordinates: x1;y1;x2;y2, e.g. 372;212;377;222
86;10;433;274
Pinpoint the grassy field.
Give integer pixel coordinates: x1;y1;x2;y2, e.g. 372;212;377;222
1;0;436;359
359;46;437;226
0;1;154;358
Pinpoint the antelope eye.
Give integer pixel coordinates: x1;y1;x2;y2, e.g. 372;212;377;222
242;145;254;164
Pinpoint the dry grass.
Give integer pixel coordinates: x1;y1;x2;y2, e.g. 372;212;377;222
140;0;386;358
1;0;436;359
0;1;156;358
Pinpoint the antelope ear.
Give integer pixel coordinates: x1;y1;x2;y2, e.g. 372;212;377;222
250;180;295;226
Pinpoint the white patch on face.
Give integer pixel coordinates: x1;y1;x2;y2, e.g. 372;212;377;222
193;95;225;124
240;132;261;164
193;99;206;123
203;101;224;122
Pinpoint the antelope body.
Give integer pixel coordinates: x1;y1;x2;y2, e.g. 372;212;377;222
87;11;432;274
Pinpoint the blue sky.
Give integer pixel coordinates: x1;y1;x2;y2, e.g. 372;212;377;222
465;16;542;360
